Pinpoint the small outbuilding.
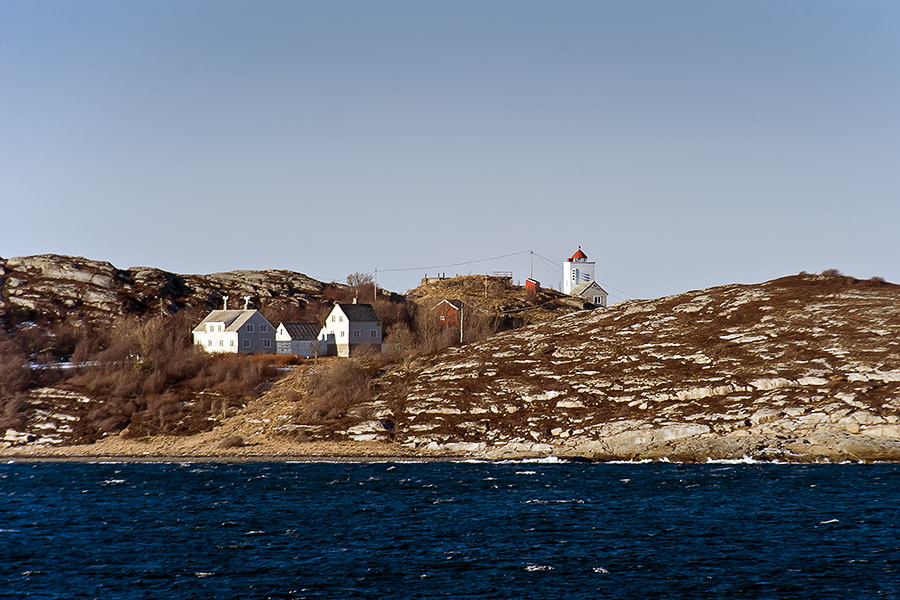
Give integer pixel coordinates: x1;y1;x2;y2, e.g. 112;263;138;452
571;281;608;307
434;299;464;328
275;322;326;357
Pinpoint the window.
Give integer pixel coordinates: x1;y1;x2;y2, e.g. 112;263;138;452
339;316;344;322
331;316;336;322
219;325;223;332
440;315;446;322
263;339;271;348
370;330;377;338
247;324;255;333
594;296;602;304
207;324;214;332
340;331;345;338
584;274;591;280
243;340;251;348
260;324;267;333
571;271;576;280
353;329;361;338
207;340;212;347
219;340;223;346
230;340;235;347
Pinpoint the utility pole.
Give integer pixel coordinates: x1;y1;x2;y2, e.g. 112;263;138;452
374;267;378;302
530;250;534;280
459;304;464;344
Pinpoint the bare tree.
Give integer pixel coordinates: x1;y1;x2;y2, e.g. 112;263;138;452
347;272;374;288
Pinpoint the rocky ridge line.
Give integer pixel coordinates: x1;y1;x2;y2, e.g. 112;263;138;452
0;254;326;321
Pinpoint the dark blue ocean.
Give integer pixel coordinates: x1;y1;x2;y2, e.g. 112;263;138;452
1;461;899;599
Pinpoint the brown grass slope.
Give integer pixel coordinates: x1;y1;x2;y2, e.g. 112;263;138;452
407;274;585;326
371;272;900;461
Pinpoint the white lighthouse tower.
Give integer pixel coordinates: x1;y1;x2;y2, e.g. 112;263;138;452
563;246;595;295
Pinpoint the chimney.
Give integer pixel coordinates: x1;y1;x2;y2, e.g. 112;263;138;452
244;295;251;310
352;297;358;304
223;295;229;310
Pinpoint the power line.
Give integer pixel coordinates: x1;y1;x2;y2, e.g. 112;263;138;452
375;248;639;301
595;281;638;300
378;250;531;273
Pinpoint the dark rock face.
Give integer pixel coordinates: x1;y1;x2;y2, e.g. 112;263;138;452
0;254;327;323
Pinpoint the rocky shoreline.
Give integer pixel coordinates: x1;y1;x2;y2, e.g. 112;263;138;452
4;428;900;463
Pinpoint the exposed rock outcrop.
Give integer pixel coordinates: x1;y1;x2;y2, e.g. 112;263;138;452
0;254;328;322
358;273;900;461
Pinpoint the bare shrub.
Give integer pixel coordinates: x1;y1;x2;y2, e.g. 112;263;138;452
385;323;417;355
0;341;31;396
821;268;843;278
0;393;30;433
302;360;372;421
373;298;413;330
461;308;499;344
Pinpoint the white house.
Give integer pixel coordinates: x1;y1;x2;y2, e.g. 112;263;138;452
563;246;596;295
192;309;275;354
571;280;608;307
276;322;326;357
319;302;382;357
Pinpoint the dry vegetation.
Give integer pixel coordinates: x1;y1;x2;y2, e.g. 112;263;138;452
0;311;285;443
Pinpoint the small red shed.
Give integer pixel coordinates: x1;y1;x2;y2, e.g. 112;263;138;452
434;299;463;328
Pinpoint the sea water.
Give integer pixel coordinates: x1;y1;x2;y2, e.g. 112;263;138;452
1;461;898;599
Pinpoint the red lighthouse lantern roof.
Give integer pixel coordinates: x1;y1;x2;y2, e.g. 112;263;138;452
569;246;588;261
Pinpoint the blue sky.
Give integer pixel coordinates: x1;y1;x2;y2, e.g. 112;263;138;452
2;1;898;302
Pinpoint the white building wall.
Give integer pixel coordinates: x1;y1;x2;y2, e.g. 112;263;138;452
320;306;382;357
194;324;240;353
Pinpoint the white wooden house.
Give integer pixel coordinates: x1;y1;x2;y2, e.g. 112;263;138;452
319;302;382;357
571;281;608;307
192;310;275;353
276;322;325;357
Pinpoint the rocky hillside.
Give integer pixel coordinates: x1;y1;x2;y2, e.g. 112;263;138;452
0;254;328;323
351;272;900;461
5;271;900;462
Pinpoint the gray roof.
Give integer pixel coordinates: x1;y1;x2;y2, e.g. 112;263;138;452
571;281;608;298
192;309;263;333
279;322;320;340
337;303;381;322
